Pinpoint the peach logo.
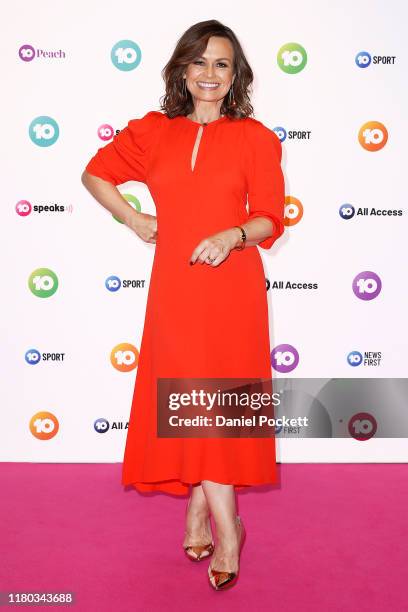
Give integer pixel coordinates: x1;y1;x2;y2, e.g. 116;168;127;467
111;343;139;372
358;121;388;151
29;411;59;440
284;196;303;226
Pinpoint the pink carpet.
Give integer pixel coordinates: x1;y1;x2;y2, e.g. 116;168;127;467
1;463;406;611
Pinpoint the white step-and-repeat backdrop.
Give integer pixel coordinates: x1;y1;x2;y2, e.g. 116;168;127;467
3;0;407;463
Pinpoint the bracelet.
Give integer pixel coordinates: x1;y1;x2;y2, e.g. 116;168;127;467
233;225;246;250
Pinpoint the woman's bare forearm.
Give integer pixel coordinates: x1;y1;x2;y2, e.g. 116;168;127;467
229;217;275;248
81;171;139;228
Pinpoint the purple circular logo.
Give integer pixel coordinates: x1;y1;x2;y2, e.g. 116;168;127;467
271;344;299;373
19;44;35;62
352;271;382;300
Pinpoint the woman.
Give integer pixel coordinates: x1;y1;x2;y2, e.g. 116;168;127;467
82;19;285;590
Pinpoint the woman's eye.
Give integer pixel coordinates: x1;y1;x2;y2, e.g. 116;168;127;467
193;61;228;68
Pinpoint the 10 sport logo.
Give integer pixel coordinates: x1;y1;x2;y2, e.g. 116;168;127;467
355;51;396;68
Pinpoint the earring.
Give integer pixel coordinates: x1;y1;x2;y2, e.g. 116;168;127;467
228;81;237;107
182;77;187;98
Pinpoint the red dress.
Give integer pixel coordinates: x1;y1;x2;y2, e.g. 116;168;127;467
85;110;285;496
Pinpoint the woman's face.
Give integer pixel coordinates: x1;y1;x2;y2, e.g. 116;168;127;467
184;36;235;107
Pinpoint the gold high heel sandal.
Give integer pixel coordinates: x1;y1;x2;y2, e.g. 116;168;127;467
183;540;215;561
183;498;214;561
208;515;245;590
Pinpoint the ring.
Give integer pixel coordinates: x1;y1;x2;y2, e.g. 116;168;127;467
207;256;215;263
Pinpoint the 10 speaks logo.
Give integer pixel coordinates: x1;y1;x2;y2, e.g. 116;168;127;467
277;43;307;74
352;271;382;300
29;412;59;440
28;268;58;298
110;343;139;372
29;116;59;147
358;121;388;151
111;40;142;71
98;124;115;141
271;344;300;373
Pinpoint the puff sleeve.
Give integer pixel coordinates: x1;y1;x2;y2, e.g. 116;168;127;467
245;120;285;249
85;110;164;186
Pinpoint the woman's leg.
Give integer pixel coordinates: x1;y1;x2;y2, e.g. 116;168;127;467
201;480;242;572
182;483;213;554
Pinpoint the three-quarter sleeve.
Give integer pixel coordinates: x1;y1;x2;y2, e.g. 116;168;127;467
84;110;164;186
245;119;285;249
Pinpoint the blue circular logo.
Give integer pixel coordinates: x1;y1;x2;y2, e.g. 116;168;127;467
29;116;59;147
273;126;287;142
339;203;355;219
111;40;142;71
25;348;41;365
355;51;371;68
347;351;363;367
94;418;110;433
105;275;122;292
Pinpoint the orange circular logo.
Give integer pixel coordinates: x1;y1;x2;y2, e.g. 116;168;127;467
284;196;303;226
358;121;388;151
110;343;139;372
29;411;59;440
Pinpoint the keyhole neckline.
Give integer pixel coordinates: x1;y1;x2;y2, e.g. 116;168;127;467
180;114;229;128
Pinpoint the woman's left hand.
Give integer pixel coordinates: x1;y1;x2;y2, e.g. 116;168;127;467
189;228;240;267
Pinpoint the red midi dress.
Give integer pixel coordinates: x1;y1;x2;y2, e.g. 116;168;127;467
85;110;285;496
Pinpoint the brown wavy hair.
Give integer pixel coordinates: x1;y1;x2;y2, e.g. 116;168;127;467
159;19;254;120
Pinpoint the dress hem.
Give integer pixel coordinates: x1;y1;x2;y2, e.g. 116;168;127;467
122;474;279;497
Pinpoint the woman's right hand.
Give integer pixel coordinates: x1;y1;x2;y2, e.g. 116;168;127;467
81;172;158;244
126;210;158;244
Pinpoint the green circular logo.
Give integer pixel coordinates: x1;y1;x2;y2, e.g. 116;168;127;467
113;193;142;224
28;268;59;297
277;42;307;74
